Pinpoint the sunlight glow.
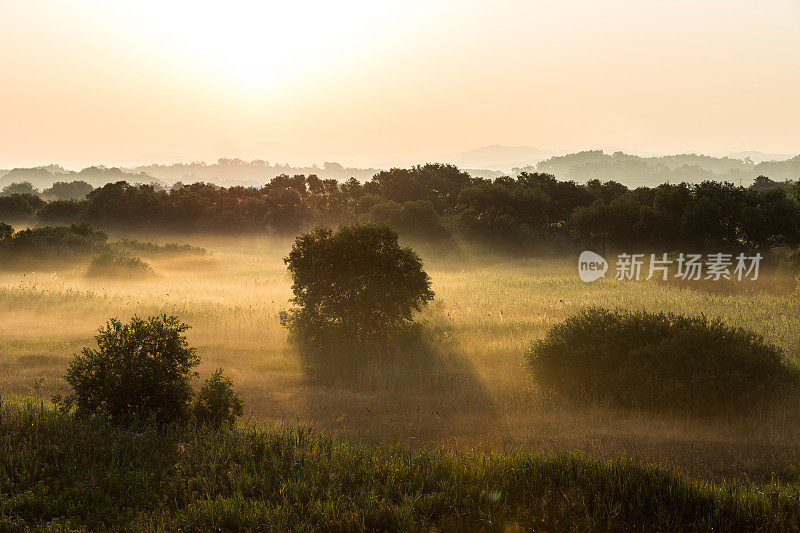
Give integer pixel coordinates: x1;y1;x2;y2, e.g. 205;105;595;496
99;1;404;92
2;0;799;167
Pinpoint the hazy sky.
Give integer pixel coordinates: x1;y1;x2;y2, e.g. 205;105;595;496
1;0;799;169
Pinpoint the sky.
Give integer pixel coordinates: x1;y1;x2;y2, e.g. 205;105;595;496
1;0;799;169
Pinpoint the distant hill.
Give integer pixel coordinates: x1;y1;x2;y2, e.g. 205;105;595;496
0;166;159;190
520;150;800;185
0;159;381;190
131;159;379;187
446;145;553;170
463;168;505;180
3;151;800;192
725;151;796;164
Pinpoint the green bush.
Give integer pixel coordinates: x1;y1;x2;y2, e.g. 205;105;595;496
0;223;108;264
114;238;207;257
0;223;204;272
193;369;244;428
55;315;200;424
526;307;799;413
85;251;154;279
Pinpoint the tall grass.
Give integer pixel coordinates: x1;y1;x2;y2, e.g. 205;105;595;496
2;398;800;531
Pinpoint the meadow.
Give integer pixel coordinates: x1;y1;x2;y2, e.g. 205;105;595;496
2;234;800;487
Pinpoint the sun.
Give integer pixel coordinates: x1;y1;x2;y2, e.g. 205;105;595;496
97;1;405;92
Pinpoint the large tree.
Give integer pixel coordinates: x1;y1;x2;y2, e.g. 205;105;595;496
280;223;434;344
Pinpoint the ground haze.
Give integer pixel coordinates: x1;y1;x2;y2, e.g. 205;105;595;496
2;235;800;484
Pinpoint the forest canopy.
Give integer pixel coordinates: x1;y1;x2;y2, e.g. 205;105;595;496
1;162;799;253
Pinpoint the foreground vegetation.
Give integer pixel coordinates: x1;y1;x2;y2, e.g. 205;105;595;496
3;399;800;531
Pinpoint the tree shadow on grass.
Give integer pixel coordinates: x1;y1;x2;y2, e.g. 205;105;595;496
291;323;498;446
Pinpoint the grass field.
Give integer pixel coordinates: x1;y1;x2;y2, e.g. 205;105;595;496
4;398;800;531
2;235;800;487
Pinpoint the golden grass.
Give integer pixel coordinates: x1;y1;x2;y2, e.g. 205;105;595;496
2;235;800;482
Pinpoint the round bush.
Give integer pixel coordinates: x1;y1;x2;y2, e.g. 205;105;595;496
193;369;244;428
526;307;798;413
56;315;200;424
85;251;154;279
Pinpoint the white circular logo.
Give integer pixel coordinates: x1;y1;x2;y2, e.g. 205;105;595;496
578;251;607;282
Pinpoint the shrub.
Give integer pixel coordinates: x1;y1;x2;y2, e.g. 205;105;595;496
6;223;107;255
55;315;200;424
114;238;207;257
85;251;154;279
193;369;244;427
526;307;799;413
0;223;109;269
280;223;434;345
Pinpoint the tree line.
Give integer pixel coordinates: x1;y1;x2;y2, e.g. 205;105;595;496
1;164;799;252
